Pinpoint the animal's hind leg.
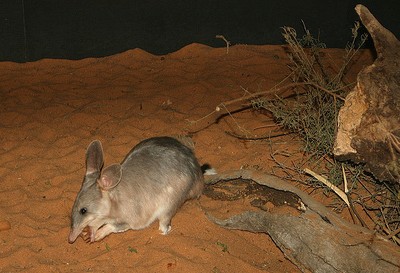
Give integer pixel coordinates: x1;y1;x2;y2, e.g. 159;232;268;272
158;212;174;235
187;178;204;199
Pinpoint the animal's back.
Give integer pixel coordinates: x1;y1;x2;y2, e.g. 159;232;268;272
122;136;203;187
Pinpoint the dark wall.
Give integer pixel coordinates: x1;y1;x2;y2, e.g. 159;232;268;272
1;0;399;62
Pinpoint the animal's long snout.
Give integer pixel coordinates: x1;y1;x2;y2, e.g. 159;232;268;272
68;228;81;244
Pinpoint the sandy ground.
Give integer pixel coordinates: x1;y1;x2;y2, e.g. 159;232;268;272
0;44;374;272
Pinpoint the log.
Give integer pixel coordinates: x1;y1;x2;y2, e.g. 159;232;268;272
205;170;400;273
333;5;400;184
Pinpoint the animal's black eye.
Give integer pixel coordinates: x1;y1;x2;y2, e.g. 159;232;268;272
80;208;87;215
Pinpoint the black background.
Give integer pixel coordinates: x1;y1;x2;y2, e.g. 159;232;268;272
1;0;399;62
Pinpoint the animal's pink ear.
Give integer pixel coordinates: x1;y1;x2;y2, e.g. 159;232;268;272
98;164;122;190
86;140;104;175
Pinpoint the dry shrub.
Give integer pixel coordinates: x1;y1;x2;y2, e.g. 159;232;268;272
254;21;367;157
254;23;400;244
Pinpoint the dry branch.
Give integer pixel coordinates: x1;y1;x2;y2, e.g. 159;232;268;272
205;169;400;273
187;82;342;133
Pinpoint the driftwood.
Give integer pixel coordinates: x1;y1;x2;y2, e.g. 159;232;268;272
333;5;400;184
205;170;400;273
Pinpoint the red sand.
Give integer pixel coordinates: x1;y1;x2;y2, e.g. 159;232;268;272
0;44;374;272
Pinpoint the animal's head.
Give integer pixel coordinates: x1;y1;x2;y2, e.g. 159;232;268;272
68;140;122;243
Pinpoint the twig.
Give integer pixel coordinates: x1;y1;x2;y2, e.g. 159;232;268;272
225;130;294;140
384;226;400;240
214;82;300;114
380;205;400;244
186;82;297;131
215;82;344;111
221;104;252;136
305;82;346;100
216;35;231;54
340;164;361;225
342;164;349;194
304;168;350;207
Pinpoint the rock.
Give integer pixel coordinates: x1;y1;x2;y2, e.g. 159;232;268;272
334;4;400;185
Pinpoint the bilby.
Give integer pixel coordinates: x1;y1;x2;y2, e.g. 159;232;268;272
68;136;204;243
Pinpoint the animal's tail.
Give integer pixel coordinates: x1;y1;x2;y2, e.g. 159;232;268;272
201;163;217;175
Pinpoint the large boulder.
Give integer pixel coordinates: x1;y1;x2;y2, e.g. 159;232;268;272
334;5;400;185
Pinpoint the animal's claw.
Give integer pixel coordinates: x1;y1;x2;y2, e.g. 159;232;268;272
80;226;93;243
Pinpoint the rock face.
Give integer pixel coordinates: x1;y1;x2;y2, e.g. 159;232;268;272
334;5;400;185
